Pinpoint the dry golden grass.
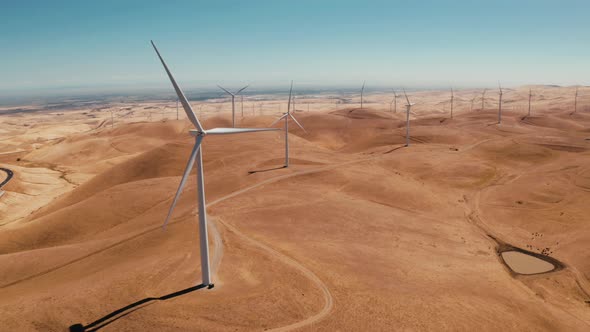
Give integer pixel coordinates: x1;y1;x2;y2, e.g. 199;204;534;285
0;86;589;331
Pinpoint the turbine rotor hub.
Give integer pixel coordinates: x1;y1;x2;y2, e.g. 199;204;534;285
190;129;207;137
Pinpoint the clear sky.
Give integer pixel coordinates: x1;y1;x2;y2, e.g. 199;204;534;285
1;0;589;97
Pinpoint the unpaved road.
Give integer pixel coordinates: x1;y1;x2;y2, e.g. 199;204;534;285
0;167;13;189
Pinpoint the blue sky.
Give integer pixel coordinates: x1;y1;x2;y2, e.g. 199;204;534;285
1;0;589;97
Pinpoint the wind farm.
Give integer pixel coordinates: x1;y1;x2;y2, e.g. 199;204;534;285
1;1;590;331
0;80;589;331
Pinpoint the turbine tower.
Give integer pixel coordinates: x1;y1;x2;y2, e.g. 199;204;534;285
498;83;503;124
270;81;307;168
218;84;249;128
151;41;277;287
481;89;487;111
451;87;455;119
574;87;579;114
390;89;398;113
360;81;365;109
403;89;416;147
470;95;476;112
528;88;533;116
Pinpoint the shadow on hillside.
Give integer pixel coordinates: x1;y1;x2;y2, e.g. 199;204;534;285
69;283;209;332
248;165;287;174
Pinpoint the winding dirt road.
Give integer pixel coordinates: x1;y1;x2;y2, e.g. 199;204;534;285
0;167;13;189
1;151;393;329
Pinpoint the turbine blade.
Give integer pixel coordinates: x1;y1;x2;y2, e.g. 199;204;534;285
235;84;249;95
205;127;279;135
151;41;203;132
270;113;288;127
162;137;203;229
217;85;234;96
287;81;293;114
289;113;307;133
403;88;411;105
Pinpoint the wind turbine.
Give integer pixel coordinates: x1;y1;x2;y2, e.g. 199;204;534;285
218;84;249;127
451;87;455;119
360;81;365;109
390;89;398;113
403;89;416;147
574;87;579;114
528;88;533;116
498;83;503;124
481;89;487;111
270;81;307;168
151;41;277;287
470;95;476;112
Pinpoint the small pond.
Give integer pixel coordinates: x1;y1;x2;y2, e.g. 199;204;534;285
501;251;555;275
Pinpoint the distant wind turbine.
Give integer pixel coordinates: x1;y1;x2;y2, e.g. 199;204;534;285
528;88;533;116
574;87;579;114
498;83;503;124
451;87;455;119
218;84;249;127
270;81;307;168
360;81;365;109
481;89;487;111
152;41;277;287
390;89;398;113
403;89;416;147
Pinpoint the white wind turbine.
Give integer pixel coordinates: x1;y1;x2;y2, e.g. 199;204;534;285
403;89;416;147
360;80;366;109
528;88;533;116
270;81;307;168
481;88;487;111
573;87;579;114
451;87;455;119
390;89;398;113
218;84;249;128
498;83;503;124
152;41;277;287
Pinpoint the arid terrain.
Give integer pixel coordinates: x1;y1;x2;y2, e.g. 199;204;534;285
0;85;589;331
